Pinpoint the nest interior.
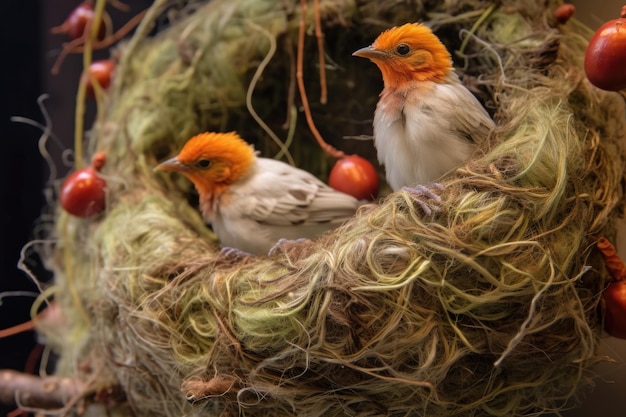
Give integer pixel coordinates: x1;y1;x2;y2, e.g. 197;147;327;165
38;0;626;416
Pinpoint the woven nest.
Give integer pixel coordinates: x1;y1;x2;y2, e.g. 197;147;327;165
40;0;626;416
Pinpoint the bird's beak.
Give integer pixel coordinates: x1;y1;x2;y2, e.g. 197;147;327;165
352;45;388;61
155;156;188;173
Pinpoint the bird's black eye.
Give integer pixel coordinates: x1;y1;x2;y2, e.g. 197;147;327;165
396;43;410;55
197;159;211;168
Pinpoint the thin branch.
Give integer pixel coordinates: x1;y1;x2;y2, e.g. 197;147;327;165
0;370;85;409
109;0;130;12
297;0;345;159
313;0;327;104
0;320;36;339
51;8;148;76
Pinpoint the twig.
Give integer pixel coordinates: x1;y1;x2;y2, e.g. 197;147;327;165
51;8;148;76
313;0;327;104
109;0;130;12
0;320;36;339
0;300;55;339
0;370;85;409
297;0;345;159
69;8;148;54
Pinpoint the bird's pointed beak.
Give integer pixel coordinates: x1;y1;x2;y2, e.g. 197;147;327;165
155;156;188;173
352;45;388;61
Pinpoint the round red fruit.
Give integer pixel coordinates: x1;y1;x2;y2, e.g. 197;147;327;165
554;4;575;25
82;60;116;97
53;2;106;41
584;6;626;91
329;155;379;201
60;152;107;218
604;279;626;339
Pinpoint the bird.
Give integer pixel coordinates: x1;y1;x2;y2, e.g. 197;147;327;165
353;22;495;192
155;132;363;256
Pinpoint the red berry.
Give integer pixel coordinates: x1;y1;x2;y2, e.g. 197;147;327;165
604;279;626;338
60;152;107;218
82;60;116;97
554;4;575;24
91;151;107;171
584;6;626;91
52;2;106;41
329;155;379;201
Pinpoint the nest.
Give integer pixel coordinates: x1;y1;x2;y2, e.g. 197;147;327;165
40;0;626;416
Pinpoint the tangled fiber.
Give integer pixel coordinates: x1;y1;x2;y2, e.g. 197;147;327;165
40;0;626;416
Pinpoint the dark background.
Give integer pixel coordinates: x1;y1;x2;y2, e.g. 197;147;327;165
1;0;46;379
1;2;46;416
0;1;149;415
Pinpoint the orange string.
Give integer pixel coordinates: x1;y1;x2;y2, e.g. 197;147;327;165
297;0;345;159
0;319;36;339
51;8;148;75
312;0;327;104
0;309;49;339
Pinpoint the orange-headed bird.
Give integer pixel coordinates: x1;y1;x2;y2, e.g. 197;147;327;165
354;23;494;191
155;132;362;255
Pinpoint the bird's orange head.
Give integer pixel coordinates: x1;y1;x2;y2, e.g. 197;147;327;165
353;23;453;89
155;131;255;199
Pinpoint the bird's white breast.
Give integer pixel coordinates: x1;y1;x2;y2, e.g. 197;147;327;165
373;77;491;191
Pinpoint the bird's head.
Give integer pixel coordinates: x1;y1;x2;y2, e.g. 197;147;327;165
155;131;255;198
353;23;453;89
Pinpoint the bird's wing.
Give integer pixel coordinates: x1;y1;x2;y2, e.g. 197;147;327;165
226;158;362;227
435;74;495;144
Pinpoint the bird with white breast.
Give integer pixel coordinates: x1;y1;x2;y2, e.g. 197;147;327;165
353;23;495;192
155;132;363;256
